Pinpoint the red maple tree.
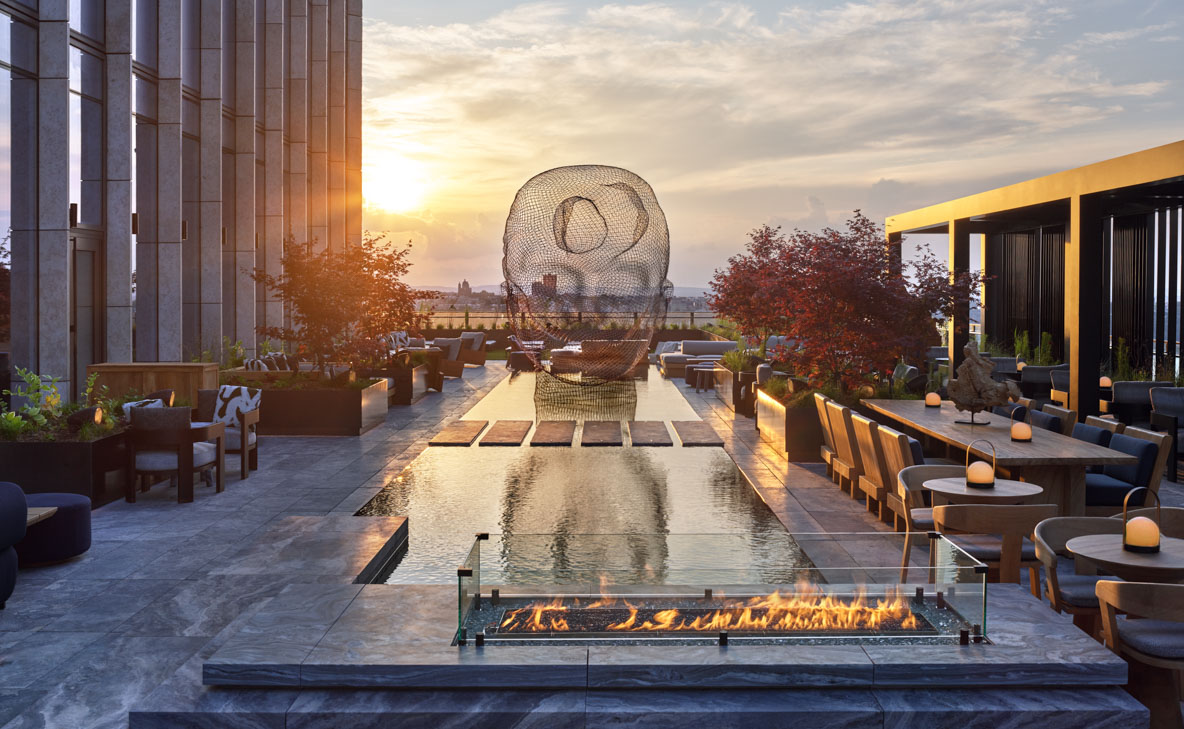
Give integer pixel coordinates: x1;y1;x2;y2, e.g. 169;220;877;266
710;212;983;392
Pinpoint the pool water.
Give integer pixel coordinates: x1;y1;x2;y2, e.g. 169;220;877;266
358;370;807;584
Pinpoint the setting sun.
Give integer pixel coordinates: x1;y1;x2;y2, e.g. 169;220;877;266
363;150;429;214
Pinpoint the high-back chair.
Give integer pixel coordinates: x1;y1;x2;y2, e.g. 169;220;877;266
126;406;224;504
1033;516;1122;635
1123;425;1172;495
1149;386;1184;484
1107;380;1173;426
1048;369;1071;406
1041;404;1077;436
1085;432;1160;515
992;402;1028;423
1115;506;1184;538
1028;409;1063;433
1096;581;1184;729
1019;363;1069;405
932;503;1057;592
825;400;863;498
1085;415;1124;435
813;393;837;481
895;463;964;579
852;414;890;520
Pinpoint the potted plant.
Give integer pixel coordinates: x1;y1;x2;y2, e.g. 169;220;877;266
713;348;761;417
0;369;146;505
245;235;435;435
754;377;826;461
357;350;432;407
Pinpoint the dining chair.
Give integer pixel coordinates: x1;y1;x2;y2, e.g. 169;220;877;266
825;400;863;498
1041;404;1077;436
1096;581;1184;729
992;402;1028;422
1150;386;1184;484
125;406;224;504
1114;506;1184;539
932;503;1057;593
813;393;837;482
1028;409;1063;433
1124;425;1172;495
895;464;964;580
1033;516;1122;636
852;414;891;520
1085;415;1125;435
1085;432;1160;516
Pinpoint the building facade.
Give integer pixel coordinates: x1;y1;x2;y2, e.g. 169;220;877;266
1;0;363;399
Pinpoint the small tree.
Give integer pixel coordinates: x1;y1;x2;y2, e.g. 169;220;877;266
252;235;434;374
708;225;794;356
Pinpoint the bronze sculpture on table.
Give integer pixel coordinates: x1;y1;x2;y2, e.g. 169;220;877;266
947;341;1020;425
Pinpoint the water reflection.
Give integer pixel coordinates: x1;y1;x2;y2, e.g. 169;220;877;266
532;374;638;422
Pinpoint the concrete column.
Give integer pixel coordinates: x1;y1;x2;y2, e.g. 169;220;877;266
151;0;184;361
104;0;134;363
885;230;902;276
1067;195;1104;415
35;1;71;388
345;0;362;247
288;0;309;247
234;0;257;356
947;218;971;369
308;0;328;250
261;0;284;341
327;0;346;250
198;0;223;357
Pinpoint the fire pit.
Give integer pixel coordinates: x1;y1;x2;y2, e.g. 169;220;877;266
456;533;987;646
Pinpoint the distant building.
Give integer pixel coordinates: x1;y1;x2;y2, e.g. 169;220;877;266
531;273;558;298
458;279;472;296
543;273;558;291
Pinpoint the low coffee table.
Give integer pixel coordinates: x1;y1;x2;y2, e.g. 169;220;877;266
26;507;57;527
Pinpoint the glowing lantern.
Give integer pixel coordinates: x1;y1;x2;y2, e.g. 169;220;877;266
925;392;941;408
1100;376;1113;388
965;439;997;489
1122;488;1162;554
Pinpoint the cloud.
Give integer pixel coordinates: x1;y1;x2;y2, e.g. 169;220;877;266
362;0;1183;286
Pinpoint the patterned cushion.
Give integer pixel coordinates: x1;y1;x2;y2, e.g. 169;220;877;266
244;357;270;371
121;398;165;419
212;385;262;427
136;442;217;471
224;426;257;451
1117;619;1184;659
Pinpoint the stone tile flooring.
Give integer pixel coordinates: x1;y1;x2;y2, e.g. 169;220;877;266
1;366;1178;728
0;367;503;729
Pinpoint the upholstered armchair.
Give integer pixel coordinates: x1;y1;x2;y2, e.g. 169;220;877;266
126;406;225;503
430;338;466;378
196;385;261;480
1105;380;1173;427
1149;386;1184;483
457;332;488;366
0;482;26;609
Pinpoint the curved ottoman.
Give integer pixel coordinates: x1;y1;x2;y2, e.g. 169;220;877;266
18;493;91;566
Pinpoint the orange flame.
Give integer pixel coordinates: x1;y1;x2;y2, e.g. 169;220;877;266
498;583;921;634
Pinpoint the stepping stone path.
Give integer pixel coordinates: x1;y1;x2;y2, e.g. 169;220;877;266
628;421;673;446
480;420;533;446
428;420;488;446
530;420;576;446
581;421;623;446
671;420;724;447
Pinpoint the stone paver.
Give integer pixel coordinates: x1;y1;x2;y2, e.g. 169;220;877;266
530;420;576;446
627;421;673;446
478;420;532;446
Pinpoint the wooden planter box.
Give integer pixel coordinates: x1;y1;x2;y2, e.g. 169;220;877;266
257;379;388;436
756;388;823;462
88;362;219;406
357;365;428;406
0;430;126;506
713;367;757;417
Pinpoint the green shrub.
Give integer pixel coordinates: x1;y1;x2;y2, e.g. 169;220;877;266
762;376;789;401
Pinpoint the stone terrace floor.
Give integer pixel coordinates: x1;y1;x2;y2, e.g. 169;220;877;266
0;366;1180;728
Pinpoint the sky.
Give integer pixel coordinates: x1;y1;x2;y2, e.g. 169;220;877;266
359;0;1184;290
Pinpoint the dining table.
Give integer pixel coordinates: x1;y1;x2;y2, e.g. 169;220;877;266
864;399;1138;516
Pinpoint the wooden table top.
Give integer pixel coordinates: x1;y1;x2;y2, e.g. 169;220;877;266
1066;534;1184;583
923;477;1044;503
26;506;57;527
864;399;1137;467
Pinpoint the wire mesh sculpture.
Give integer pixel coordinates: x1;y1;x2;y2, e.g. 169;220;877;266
503;165;673;386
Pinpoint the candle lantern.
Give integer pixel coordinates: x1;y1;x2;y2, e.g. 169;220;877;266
1100;376;1113;388
965;439;997;489
925;392;941;408
1122;487;1162;554
1009;407;1032;443
1016;361;1026;371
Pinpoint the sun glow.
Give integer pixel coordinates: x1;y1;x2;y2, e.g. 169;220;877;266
363;150;430;214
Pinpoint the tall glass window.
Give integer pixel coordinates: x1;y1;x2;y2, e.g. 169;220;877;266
1;11;39;344
133;0;157;70
182;0;199;91
69;46;104;227
68;0;103;43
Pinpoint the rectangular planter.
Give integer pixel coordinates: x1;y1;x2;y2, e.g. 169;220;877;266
713;367;757;417
257;379;388;436
357;365;428;406
756;388;823;462
87;362;219;406
0;430;126;506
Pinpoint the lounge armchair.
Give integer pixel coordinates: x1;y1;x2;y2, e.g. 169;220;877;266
457;332;488;366
650;340;680;365
0;482;26;608
196;385;261;480
658;340;737;378
1105;380;1173;427
125;406;225;503
430;338;466;378
1018;363;1069;407
1049;369;1070;406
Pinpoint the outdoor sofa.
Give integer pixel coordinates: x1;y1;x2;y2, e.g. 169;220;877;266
658;340;737;379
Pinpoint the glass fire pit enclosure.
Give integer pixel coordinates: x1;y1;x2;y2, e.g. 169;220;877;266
456;533;988;646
